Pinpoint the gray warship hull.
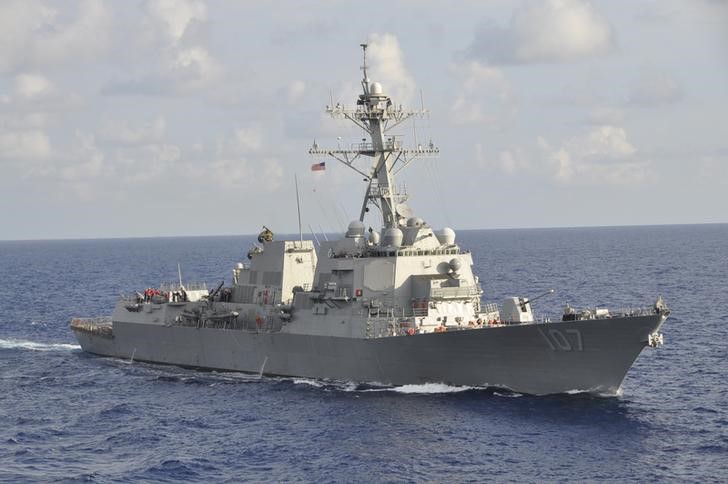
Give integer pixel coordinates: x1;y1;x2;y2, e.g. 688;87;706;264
72;312;666;396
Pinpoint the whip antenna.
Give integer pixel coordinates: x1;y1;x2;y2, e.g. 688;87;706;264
295;174;303;242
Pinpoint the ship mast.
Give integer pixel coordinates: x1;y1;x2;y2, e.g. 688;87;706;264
309;43;439;229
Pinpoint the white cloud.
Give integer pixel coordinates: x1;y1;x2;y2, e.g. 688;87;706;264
189;127;283;191
629;73;684;107
114;143;181;183
450;61;516;125
366;33;416;105
476;142;533;176
498;149;531;174
207;155;281;191
105;0;221;95
467;0;615;64
173;46;221;87
0;129;52;162
541;125;648;185
2;73;83;112
287;80;306;103
14;74;54;99
217;127;263;155
60;132;106;182
0;0;111;74
143;0;207;46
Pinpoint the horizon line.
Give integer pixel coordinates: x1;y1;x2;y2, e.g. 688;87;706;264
1;221;726;243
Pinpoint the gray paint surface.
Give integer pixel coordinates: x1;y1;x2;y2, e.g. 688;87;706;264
73;312;666;396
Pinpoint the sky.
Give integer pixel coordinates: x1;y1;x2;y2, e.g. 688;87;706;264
1;0;727;240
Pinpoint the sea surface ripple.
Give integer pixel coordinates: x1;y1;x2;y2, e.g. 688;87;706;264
1;225;727;482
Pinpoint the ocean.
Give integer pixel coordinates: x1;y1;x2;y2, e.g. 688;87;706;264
1;224;726;482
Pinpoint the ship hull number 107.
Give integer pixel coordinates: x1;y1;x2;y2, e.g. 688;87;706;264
538;328;584;351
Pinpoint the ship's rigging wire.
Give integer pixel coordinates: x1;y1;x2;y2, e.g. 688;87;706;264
425;158;452;228
423;100;451;228
310;174;348;234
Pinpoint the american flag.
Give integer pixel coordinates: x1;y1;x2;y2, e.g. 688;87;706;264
311;162;326;172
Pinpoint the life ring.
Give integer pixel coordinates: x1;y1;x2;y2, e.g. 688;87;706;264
255;315;264;327
406;328;416;336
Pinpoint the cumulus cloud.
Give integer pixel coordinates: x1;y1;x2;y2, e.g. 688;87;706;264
629;73;684;107
0;129;52;162
217;127;263;155
450;61;516;125
193;127;283;191
0;0;111;74
366;33;417;105
1;73;83;112
113;143;181;183
94;115;183;184
541;125;649;185
143;0;207;46
476;143;532;175
104;0;221;95
14;74;54;99
467;0;615;64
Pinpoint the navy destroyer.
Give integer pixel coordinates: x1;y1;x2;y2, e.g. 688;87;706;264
71;45;669;396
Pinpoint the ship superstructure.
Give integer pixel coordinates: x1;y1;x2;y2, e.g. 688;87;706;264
71;45;669;396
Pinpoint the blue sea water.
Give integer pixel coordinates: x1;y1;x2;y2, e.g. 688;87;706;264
1;224;727;482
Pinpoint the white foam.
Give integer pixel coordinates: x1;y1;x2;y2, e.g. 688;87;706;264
0;338;80;352
564;386;620;398
565;389;588;395
293;378;325;388
493;391;523;398
388;383;475;394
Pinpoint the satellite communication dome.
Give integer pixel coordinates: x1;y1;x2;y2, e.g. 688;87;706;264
346;220;366;238
382;227;404;248
406;217;425;228
435;227;456;245
369;230;380;245
449;258;462;272
370;82;384;95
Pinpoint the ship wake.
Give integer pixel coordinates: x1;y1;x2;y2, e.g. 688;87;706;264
0;338;81;352
291;379;524;396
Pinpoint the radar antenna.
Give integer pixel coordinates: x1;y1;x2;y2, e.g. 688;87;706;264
360;43;369;95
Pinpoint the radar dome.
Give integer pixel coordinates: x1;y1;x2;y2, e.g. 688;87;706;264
406;217;425;228
382;227;403;248
435;227;456;245
346;220;366;238
370;82;383;95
